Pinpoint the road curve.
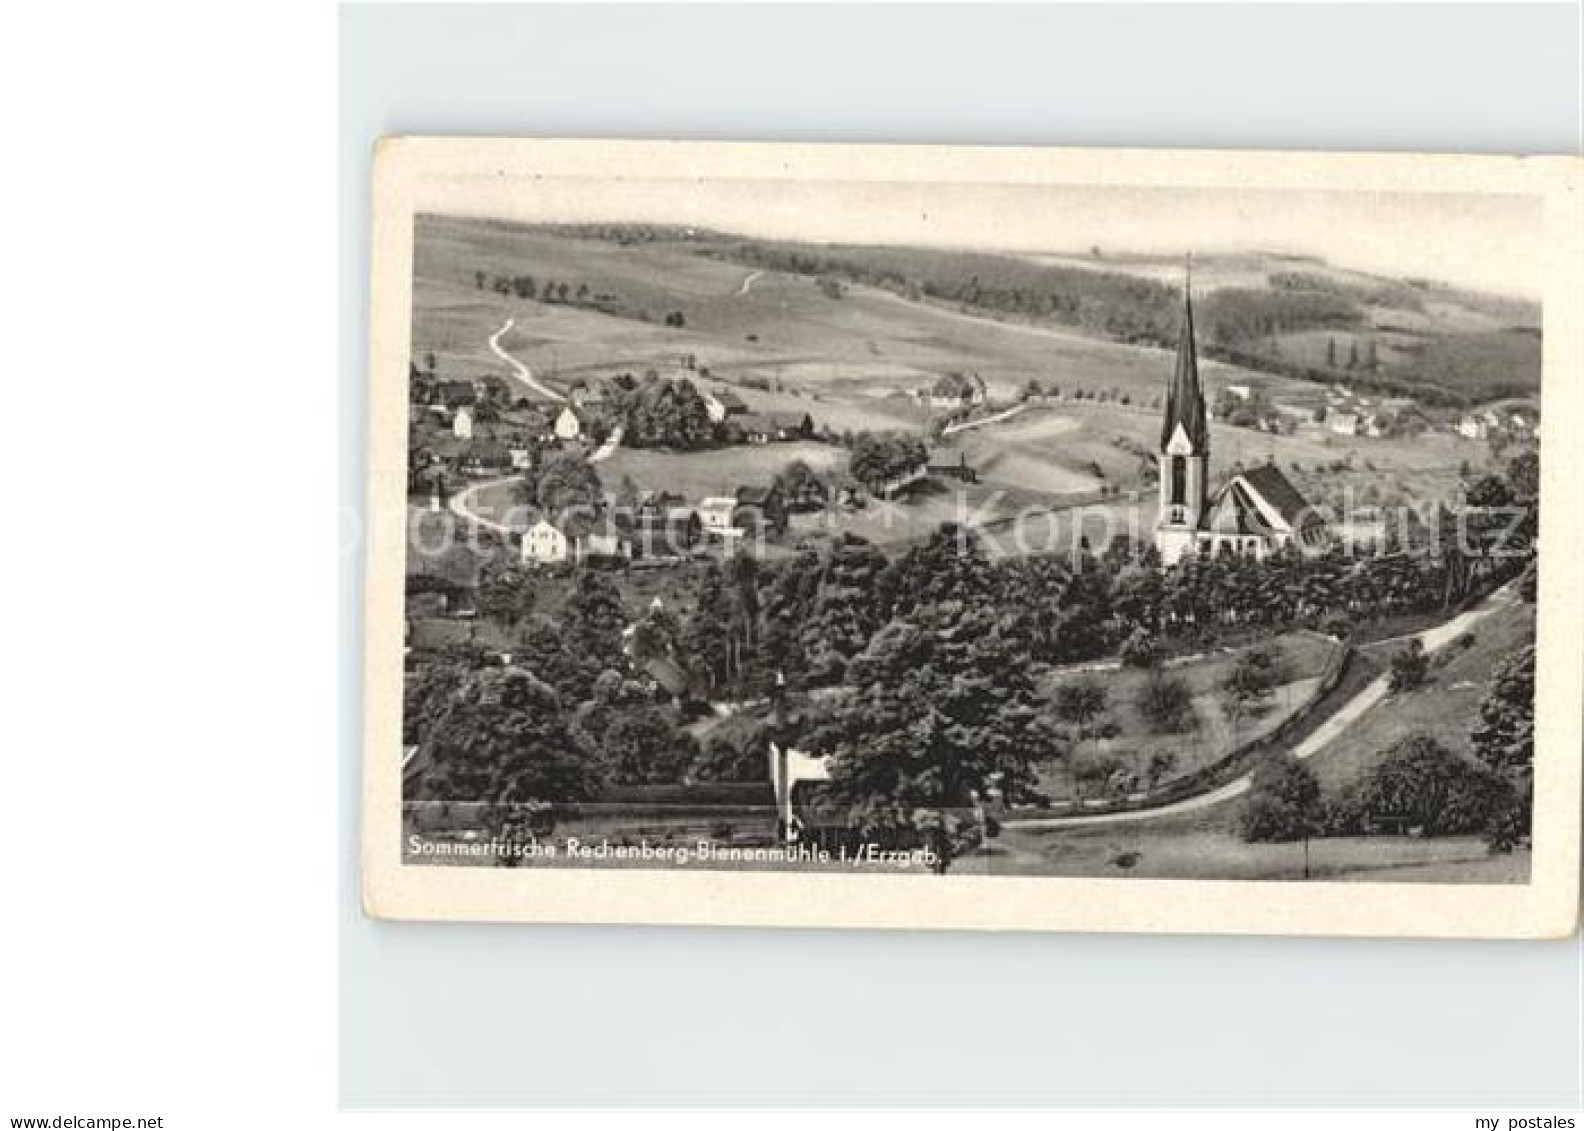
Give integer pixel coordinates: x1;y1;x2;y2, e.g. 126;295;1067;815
488;319;566;403
738;270;765;297
1004;581;1519;830
448;475;521;537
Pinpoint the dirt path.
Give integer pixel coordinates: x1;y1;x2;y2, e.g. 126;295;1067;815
589;426;623;463
1005;581;1520;830
737;269;765;297
940;402;1032;436
488;318;566;403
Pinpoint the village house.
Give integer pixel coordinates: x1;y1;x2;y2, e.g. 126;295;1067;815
522;517;573;565
568;378;610;410
703;388;748;423
625;507;702;560
459;439;514;478
452;406;474;439
698;496;739;537
472;375;512;403
1458;414;1491;440
554;406;583;441
735;412;814;444
434;379;477;410
1328;411;1361;437
735;484;787;534
1155;267;1327;566
921;370;987;411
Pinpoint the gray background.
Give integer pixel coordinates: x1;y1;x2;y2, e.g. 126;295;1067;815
340;3;1583;1108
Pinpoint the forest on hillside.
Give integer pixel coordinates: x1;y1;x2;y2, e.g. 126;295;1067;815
531;221;1540;407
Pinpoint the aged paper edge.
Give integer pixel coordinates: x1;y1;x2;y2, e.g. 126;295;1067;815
360;138;1583;938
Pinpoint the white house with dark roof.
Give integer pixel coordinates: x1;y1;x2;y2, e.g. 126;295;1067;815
1155;263;1326;566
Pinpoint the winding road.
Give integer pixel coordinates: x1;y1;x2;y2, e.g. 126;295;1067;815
737;270;765;297
488;318;566;403
1004;581;1520;830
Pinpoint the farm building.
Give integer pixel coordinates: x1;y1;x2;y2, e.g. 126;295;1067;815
734;412;814;443
703;389;748;423
452;406;474;439
921;371;986;410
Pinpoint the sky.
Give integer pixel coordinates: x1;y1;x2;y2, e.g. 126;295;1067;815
437;175;1544;298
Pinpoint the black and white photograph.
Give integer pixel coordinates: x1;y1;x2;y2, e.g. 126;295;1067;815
362;139;1581;936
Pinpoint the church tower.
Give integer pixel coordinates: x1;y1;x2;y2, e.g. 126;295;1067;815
1155;260;1210;566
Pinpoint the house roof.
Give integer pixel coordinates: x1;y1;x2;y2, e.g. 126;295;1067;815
1239;463;1321;530
1208;482;1275;537
711;389;747;409
737;412;808;434
736;484;779;506
1160;281;1210;451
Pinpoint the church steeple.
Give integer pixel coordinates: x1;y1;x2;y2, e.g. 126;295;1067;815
1155;255;1211;567
1160;257;1209;454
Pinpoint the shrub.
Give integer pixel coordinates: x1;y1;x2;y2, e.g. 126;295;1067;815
1388;639;1429;692
1120;628;1163;670
1240;752;1324;843
1320;611;1353;641
1137;671;1197;735
1356;734;1504;836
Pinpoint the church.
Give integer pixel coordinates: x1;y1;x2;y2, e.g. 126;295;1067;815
1154;268;1327;566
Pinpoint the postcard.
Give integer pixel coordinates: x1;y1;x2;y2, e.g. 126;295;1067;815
363;138;1580;937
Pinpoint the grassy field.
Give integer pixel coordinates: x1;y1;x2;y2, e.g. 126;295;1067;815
1035;632;1339;800
1307;599;1537;792
958;825;1529;883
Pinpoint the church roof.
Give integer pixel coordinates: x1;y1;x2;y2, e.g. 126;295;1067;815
1160;275;1210;452
1240;463;1321;530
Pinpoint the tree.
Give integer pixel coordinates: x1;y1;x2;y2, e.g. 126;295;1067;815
690;720;768;783
774;459;830;513
1137;671;1196;735
475;557;535;630
1053;679;1115;754
1326;338;1338;368
418;666;603;843
1388;639;1429;692
1357;734;1503;837
597;706;695;784
1471;645;1535;851
1145;750;1179;788
806;599;1059;873
1240;752;1324;875
1346;340;1359;370
1220;644;1285;730
526;449;603;514
848;432;928;495
1119;627;1162;669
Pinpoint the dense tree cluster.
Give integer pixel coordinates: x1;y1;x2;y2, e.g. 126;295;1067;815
847;432;929;494
605;373;715;450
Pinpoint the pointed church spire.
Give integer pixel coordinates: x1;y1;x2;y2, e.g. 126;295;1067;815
1160;254;1209;452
